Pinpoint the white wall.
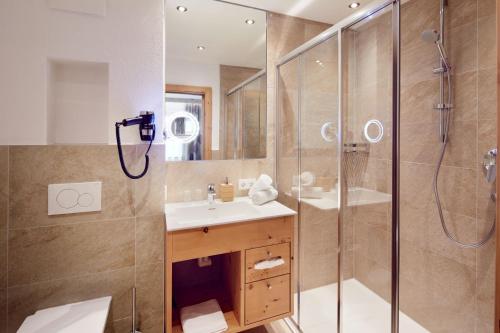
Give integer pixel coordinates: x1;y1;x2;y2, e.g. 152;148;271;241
0;0;164;145
165;57;220;150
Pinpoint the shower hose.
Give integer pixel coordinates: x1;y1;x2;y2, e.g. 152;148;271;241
433;67;496;249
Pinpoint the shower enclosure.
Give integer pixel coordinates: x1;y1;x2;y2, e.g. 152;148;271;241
276;0;497;332
223;70;267;159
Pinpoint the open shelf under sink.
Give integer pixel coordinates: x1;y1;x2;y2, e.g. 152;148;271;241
172;311;240;333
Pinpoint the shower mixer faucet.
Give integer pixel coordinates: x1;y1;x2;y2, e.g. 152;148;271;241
483;148;497;183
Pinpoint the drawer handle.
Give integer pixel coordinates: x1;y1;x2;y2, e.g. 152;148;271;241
203;227;209;234
267;251;272;257
267;282;272;290
254;256;285;270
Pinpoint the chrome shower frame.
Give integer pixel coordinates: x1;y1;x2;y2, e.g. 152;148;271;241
275;1;401;332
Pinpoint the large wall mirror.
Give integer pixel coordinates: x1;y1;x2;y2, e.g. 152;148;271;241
165;0;267;161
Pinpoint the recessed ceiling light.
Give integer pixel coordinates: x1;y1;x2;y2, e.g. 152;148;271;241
245;19;255;25
197;45;206;51
176;5;188;12
349;2;361;8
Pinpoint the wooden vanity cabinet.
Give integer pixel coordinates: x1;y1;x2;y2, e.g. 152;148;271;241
165;216;294;333
244;274;291;325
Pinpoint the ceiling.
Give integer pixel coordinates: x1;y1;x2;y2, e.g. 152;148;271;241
166;0;267;69
220;0;374;25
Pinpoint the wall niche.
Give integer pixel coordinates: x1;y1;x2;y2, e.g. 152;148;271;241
47;59;109;144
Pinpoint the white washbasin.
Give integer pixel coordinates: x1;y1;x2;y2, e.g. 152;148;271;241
171;201;260;223
165;197;296;231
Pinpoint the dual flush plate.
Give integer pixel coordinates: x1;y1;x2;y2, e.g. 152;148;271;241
48;182;102;215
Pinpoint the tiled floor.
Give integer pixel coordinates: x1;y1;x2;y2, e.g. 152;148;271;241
291;279;429;333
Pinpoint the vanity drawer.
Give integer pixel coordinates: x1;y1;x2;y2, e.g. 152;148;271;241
245;243;290;283
171;217;292;262
244;274;291;325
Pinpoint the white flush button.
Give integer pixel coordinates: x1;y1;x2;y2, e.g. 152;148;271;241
48;182;102;215
78;193;94;207
56;189;79;209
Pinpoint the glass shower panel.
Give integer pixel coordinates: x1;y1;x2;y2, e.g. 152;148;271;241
341;5;394;333
224;91;240;159
242;75;267;159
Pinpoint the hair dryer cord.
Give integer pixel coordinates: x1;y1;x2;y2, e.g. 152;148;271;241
115;123;154;179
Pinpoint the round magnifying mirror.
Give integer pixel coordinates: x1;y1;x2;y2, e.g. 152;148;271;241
321;122;337;142
166;111;200;144
363;119;384;143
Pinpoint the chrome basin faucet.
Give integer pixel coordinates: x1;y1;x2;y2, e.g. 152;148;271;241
207;183;216;208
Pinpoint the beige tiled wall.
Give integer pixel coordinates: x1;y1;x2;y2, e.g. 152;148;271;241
165;159;271;202
1;145;165;333
399;0;496;331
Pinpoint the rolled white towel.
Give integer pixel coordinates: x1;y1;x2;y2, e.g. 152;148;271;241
251;188;278;206
249;174;273;197
292;171;316;187
300;171;316;187
180;299;228;333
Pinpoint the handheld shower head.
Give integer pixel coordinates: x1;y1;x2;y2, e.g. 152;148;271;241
421;29;450;71
421;29;440;43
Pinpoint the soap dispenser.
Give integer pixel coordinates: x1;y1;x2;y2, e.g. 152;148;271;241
219;177;234;202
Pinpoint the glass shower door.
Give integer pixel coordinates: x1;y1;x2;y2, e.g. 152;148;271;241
277;35;341;332
340;5;394;332
276;55;302;328
299;34;341;332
